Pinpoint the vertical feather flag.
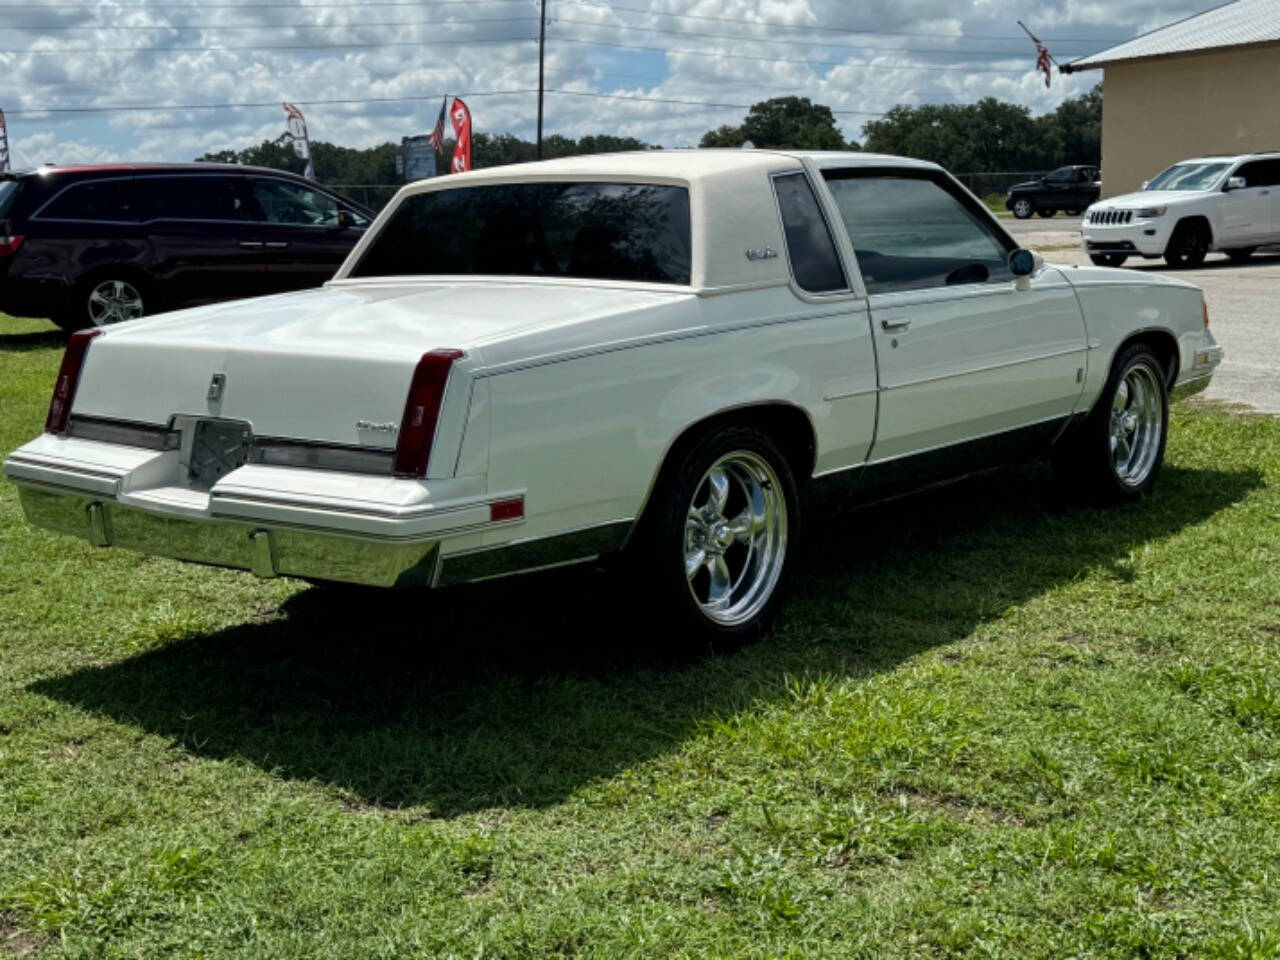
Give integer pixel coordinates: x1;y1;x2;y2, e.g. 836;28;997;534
0;108;10;172
282;102;315;180
449;98;472;173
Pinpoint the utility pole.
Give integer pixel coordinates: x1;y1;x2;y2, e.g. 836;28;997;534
536;0;547;159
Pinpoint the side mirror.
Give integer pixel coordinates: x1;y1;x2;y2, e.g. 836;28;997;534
1009;248;1042;291
1225;176;1247;191
1141;180;1150;190
336;209;354;228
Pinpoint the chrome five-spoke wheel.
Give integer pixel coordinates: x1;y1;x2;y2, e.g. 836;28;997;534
683;450;788;627
1110;362;1164;487
87;279;145;326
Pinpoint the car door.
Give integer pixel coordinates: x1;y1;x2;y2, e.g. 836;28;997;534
139;173;265;307
1256;159;1280;241
1219;160;1272;245
820;168;1089;467
247;177;369;293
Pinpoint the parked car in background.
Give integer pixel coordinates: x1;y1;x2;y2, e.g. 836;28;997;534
0;163;373;329
1006;165;1101;219
1082;152;1280;268
3;150;1222;645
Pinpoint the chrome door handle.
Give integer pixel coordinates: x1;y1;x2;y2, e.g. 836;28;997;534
265;241;290;248
881;319;911;332
238;240;263;248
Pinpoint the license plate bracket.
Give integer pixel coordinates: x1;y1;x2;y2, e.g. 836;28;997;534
188;419;251;489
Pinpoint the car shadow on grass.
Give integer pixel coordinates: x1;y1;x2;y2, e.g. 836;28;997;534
0;328;64;351
31;461;1261;816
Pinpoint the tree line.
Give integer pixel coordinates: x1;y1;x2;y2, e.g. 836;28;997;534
199;86;1100;190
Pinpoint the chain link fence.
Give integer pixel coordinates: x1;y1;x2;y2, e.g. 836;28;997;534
327;184;402;211
952;171;1049;204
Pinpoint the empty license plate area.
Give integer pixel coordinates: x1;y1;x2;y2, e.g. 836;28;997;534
187;419;252;489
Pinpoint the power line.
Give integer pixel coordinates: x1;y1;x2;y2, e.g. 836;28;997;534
0;0;530;6
1;89;539;117
2;16;540;30
558;0;1127;44
0;33;536;53
547;89;884;117
0;87;885;119
552;35;1035;73
552;17;1072;58
3;13;1083;64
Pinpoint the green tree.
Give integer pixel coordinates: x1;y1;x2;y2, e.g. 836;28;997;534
699;97;853;150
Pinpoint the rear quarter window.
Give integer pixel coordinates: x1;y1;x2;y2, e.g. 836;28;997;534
39;178;140;222
0;179;21;218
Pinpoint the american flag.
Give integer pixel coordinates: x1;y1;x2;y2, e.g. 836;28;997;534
428;97;448;154
1035;38;1052;88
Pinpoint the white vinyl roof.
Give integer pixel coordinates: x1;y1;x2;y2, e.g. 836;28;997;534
1064;0;1280;71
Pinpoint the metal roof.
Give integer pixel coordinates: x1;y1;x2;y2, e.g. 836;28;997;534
1063;0;1280;71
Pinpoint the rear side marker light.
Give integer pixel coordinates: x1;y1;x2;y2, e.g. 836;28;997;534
490;497;525;522
0;234;24;257
1203;302;1210;328
393;348;464;478
45;329;102;434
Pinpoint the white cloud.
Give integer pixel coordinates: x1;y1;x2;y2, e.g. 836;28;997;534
1;0;1215;168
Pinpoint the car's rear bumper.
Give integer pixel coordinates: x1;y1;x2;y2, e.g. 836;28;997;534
1;434;539;587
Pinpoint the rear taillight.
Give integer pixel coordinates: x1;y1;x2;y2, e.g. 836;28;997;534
46;329;102;434
392;348;464;478
0;234;24;257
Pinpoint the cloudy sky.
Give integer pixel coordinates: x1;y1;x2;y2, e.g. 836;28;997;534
1;0;1218;171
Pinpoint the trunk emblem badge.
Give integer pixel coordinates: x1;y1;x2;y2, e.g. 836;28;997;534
357;420;398;434
207;373;226;402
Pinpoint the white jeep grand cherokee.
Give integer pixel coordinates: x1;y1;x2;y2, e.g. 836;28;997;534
1082;152;1280;268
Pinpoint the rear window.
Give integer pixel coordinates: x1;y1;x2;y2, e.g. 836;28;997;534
0;179;21;218
141;175;249;221
350;181;692;285
39;178;140;222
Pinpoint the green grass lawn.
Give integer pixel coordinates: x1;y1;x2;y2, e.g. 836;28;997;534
3;312;1280;958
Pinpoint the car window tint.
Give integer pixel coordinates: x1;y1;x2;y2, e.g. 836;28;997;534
252;178;341;226
1047;166;1073;181
772;172;845;293
351;181;692;285
141;176;247;221
40;179;139;222
1235;160;1280;188
1144;162;1229;191
823;174;1012;296
0;179;21;218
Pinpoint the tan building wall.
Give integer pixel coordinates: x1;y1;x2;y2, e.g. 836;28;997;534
1098;44;1280;198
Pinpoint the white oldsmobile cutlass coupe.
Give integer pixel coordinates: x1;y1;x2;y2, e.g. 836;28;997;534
4;151;1222;643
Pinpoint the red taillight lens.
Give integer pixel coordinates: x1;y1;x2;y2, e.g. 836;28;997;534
0;234;24;257
46;328;102;434
392;348;464;478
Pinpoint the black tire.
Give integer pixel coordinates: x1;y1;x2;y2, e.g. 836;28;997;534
1225;247;1256;263
628;425;800;651
1163;220;1210;268
1011;197;1033;219
1090;253;1129;268
55;271;154;331
1053;343;1169;504
1037;209;1056;218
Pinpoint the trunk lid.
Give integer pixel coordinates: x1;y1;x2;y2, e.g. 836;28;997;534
71;280;682;448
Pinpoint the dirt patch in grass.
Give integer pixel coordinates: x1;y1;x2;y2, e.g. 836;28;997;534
0;915;43;957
